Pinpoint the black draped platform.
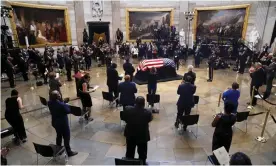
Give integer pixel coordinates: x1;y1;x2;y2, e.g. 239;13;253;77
133;58;183;85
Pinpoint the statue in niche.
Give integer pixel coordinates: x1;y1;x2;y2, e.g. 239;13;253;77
249;27;260;50
115;28;123;44
83;28;89;43
92;0;103;18
179;28;185;46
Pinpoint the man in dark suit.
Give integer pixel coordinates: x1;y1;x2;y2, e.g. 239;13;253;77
121;96;153;165
263;58;276;99
175;76;197;130
64;54;73;81
48;91;78;157
207;54;216;82
118;75;137;110
183;65;196;85
18;53;29;81
248;63;266;106
107;63;122;106
123;58;135;81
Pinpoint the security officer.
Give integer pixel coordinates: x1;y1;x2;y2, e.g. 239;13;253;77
64;54;73;81
48;91;78;157
207;54;216;82
18;53;29;81
174;49;180;70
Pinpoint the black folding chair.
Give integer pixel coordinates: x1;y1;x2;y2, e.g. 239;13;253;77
1;127;14;139
115;158;143;165
39;96;49;115
119;111;126;129
69;105;90;130
102;91;119;107
33;143;67;165
146;94;160;108
194;95;199;113
206;154;220;165
236;111;250;133
180;114;200;138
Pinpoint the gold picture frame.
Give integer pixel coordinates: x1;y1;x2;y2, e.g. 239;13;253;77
126;8;174;42
193;4;251;41
8;1;72;48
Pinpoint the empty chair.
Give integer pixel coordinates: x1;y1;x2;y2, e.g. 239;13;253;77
236;111;250;133
193;95;199;113
102;91;118;107
146;94;160;108
33;142;67;165
115;158;143;165
69;105;90;129
180;114;200;138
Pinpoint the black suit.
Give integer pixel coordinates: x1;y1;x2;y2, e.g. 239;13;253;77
250;67;266;105
176;82;196;126
118;81;137;109
183;71;196;85
264;62;276;98
65;56;72;81
123;62;135;81
18;57;28;81
121;106;153;164
107;67;121;105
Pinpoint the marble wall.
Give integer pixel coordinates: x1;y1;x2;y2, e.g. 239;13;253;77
262;1;276;46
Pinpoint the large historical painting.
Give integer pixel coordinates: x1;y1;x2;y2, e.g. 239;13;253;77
194;4;250;41
126;8;174;41
9;2;71;47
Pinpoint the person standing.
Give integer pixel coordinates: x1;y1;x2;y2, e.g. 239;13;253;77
123;58;135;81
118;75;137;111
222;82;240;113
48;72;62;99
175;76;196;130
263;57;276;99
248;63;266;106
207;54;216;82
121;96;153;165
183;65;196;85
5;56;15;88
5;89;27;145
212;101;236;152
238;47;248;74
147;67;158;107
64;54;73;81
48;91;78;157
174;50;180;70
78;74;94;121
18;53;29;81
107;63;121;106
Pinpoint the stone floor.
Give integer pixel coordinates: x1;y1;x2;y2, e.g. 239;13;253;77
1;57;276;165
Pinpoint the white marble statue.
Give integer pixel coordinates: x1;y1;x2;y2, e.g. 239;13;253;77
249;27;260;50
92;0;103;18
179;28;185;46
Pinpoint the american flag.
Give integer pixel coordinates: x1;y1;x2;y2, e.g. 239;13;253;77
137;58;176;71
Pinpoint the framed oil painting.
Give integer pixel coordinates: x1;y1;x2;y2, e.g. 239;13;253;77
126;8;174;41
9;2;72;48
193;4;250;42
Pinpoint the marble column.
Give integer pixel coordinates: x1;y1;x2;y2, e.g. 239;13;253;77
111;1;121;47
74;1;85;46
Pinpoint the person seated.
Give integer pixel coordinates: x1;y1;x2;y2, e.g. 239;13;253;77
229;152;252;165
212;101;236;152
222;82;240;113
183;65;196;85
118;75;137;111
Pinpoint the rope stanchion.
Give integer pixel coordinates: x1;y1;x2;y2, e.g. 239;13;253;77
256;109;270;143
218;93;222;107
247;86;255;110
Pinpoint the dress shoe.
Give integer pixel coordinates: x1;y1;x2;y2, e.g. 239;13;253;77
207;79;212;82
174;122;179;129
21;139;27;143
272;161;276;165
68;151;78;157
